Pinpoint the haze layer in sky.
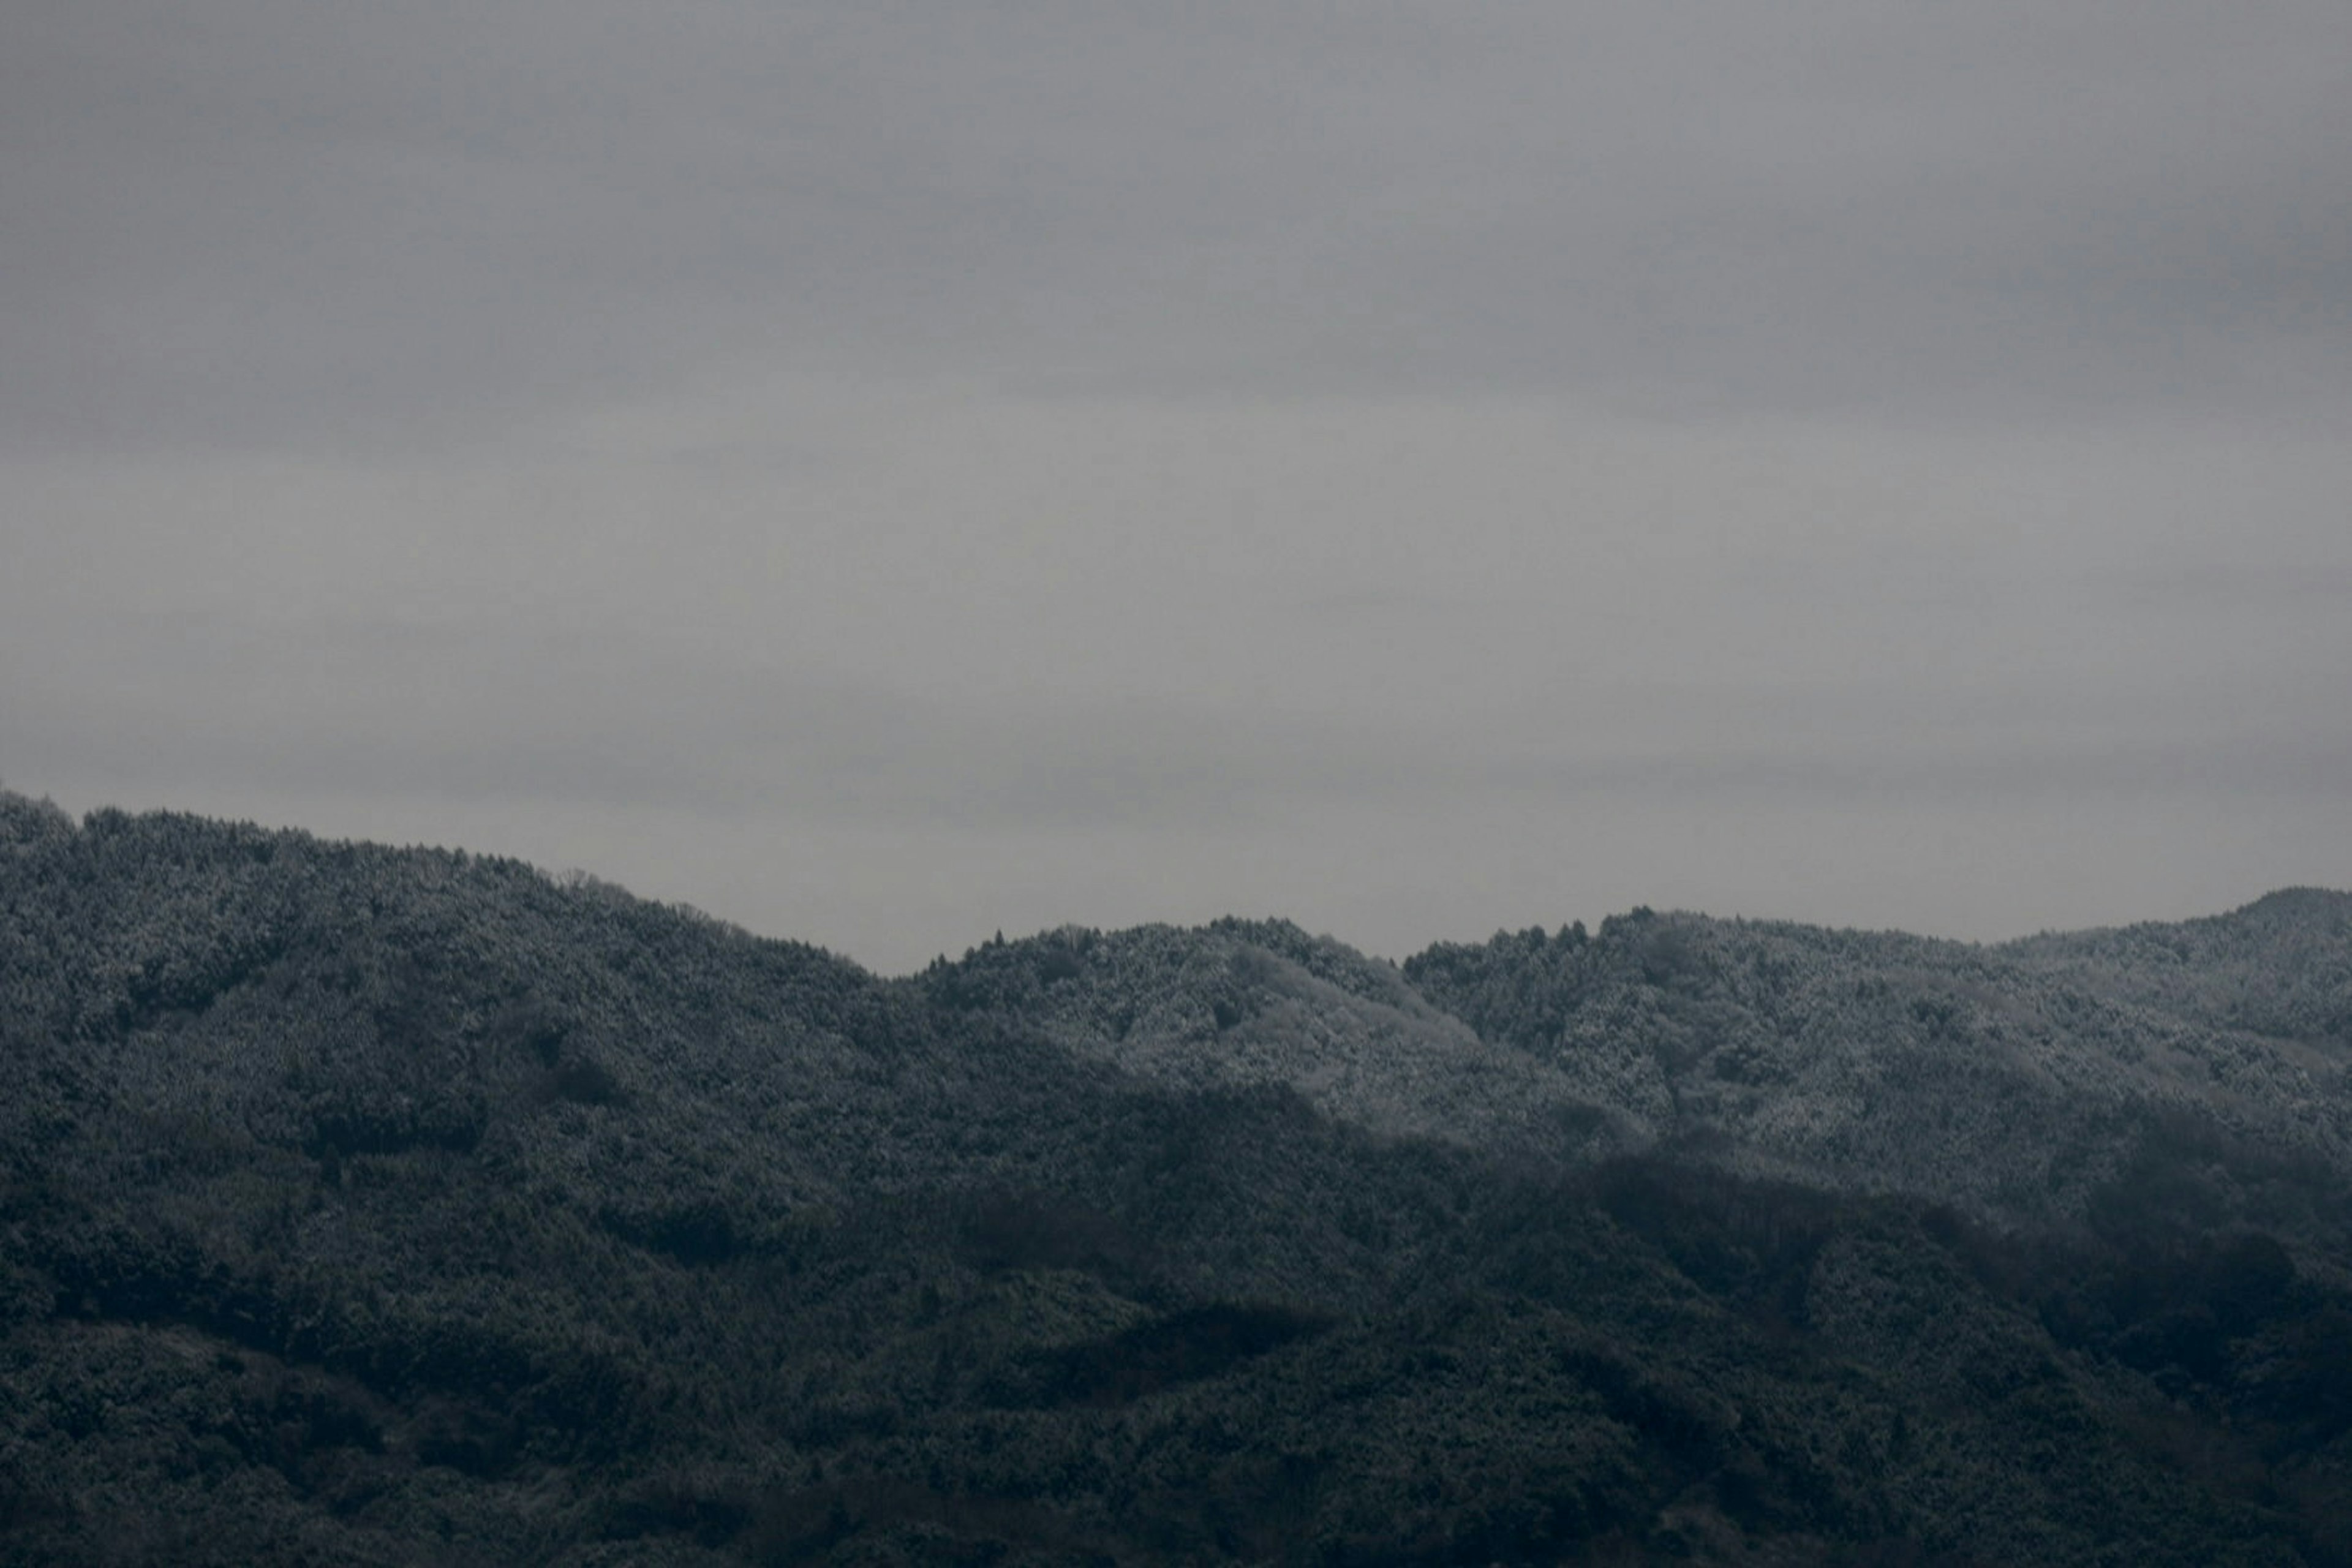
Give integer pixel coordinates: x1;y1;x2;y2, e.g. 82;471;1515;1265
6;1;2349;971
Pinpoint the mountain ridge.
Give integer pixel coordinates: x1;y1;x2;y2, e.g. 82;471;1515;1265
5;791;2351;1565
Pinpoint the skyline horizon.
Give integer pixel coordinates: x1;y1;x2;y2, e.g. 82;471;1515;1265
6;778;2337;976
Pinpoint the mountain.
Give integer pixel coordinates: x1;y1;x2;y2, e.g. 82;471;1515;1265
1407;900;2352;1237
3;791;2350;1565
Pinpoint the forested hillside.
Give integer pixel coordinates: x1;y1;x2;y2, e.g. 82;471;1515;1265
4;792;2350;1565
1406;900;2352;1237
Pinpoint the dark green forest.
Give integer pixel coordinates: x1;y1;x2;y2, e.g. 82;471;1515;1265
4;790;2351;1564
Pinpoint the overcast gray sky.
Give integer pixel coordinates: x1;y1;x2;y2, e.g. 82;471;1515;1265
6;0;2349;970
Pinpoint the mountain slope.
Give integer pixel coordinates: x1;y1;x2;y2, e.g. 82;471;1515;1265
4;793;2350;1566
1404;903;2352;1238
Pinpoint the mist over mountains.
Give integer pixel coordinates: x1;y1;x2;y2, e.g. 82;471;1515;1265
4;791;2350;1564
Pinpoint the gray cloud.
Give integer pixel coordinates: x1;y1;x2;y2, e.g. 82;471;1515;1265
10;582;2343;835
7;0;2348;456
6;1;2350;968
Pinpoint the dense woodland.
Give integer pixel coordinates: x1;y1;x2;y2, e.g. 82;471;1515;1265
3;789;2351;1564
